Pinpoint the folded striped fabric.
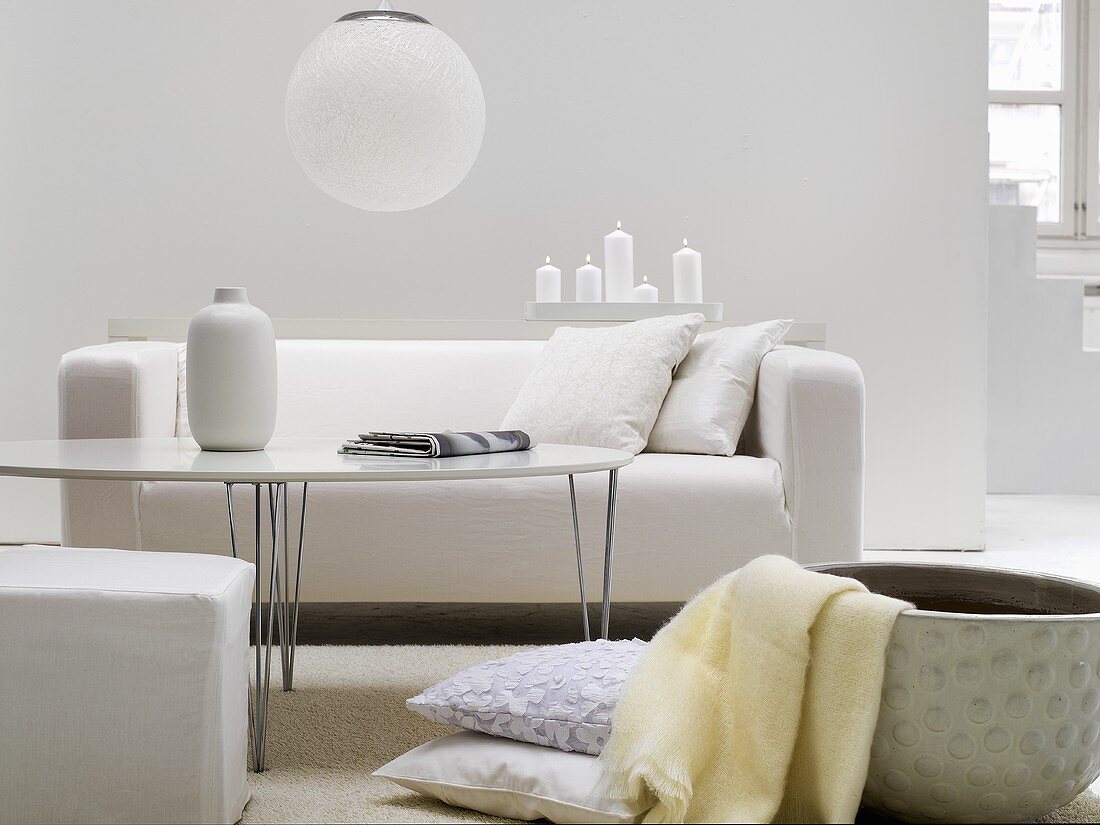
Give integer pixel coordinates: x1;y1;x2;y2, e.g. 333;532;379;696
340;430;534;458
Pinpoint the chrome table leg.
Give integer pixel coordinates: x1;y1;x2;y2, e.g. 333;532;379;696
600;469;619;640
268;485;290;691
252;484;265;770
260;482;310;692
257;483;281;771
568;474;591;642
287;482;308;690
224;481;287;772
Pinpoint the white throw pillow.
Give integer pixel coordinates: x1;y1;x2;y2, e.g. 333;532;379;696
646;319;793;456
500;314;705;454
406;639;646;755
374;731;647;824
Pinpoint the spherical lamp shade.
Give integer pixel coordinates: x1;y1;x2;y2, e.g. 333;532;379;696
285;12;485;212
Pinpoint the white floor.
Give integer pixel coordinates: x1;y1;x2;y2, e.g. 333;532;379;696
868;494;1100;585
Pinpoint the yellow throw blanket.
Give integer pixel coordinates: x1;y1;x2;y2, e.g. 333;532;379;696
598;555;910;824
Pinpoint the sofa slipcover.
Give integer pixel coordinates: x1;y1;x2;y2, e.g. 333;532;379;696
57;338;864;601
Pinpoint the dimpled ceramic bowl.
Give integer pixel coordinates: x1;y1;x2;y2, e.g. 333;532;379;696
811;563;1100;824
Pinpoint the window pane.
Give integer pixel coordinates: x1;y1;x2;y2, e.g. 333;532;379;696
989;1;1063;91
988;103;1061;223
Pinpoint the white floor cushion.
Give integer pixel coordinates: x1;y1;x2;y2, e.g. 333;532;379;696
374;731;648;823
407;639;645;755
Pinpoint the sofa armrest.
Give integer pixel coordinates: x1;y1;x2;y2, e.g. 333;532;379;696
57;342;180;549
58;342;180;439
743;345;864;564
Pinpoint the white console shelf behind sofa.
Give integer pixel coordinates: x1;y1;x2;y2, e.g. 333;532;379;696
108;318;826;348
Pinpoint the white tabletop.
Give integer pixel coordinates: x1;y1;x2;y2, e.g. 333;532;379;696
0;438;633;483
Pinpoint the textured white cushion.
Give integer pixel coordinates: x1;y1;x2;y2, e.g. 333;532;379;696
647;319;793;456
374;731;646;824
500;314;705;453
407;639;645;755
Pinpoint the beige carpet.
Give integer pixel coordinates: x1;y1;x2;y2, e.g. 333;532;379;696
242;645;1100;824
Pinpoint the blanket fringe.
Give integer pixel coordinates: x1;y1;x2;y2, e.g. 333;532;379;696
602;754;690;824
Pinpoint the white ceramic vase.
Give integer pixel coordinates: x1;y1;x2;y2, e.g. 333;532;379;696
186;288;277;451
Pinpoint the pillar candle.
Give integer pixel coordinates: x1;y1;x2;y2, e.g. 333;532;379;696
633;275;658;303
535;256;561;302
576;254;602;302
672;238;703;303
604;220;634;302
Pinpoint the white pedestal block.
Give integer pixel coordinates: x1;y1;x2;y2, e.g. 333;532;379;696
0;546;254;825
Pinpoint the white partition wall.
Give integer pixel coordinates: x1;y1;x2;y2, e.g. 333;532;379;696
0;1;989;550
988;205;1100;493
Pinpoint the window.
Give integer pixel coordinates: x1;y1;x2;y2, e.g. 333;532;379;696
988;0;1096;239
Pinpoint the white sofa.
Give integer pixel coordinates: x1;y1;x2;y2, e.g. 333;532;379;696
57;337;864;602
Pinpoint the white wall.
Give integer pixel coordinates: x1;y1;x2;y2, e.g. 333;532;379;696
988;206;1100;493
0;1;989;549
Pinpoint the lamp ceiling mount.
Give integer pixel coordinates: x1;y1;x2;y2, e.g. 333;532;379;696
336;0;430;26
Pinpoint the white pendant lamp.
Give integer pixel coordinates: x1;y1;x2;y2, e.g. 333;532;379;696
285;1;485;212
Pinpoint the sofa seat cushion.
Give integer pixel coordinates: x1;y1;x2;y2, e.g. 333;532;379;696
135;454;790;603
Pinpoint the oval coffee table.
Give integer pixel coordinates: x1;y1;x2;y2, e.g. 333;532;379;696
0;437;633;770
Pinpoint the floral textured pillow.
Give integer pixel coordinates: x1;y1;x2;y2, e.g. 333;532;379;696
406;639;646;756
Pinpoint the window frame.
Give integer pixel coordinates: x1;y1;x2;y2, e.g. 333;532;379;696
991;0;1078;238
1086;0;1100;236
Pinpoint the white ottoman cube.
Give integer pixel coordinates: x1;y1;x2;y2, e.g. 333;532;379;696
0;546;254;825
